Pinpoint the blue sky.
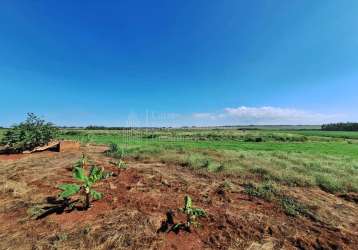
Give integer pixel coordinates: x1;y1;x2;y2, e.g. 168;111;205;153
1;1;357;127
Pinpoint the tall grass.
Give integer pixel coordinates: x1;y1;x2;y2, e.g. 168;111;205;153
57;129;358;194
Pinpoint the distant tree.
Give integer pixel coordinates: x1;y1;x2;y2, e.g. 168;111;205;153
1;113;58;153
85;125;131;130
321;122;358;131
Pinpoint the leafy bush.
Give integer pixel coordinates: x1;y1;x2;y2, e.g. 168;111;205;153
1;113;58;153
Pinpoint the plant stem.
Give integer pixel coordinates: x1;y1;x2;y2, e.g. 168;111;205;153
84;187;90;210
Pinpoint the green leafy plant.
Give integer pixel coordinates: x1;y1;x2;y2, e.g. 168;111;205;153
111;159;127;169
109;143;118;153
180;196;206;229
1;113;58;153
158;196;206;234
74;153;88;169
109;159;127;176
58;166;104;210
244;181;278;201
244;182;314;218
105;143;125;159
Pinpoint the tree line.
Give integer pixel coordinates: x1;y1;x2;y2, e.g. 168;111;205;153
321;123;358;131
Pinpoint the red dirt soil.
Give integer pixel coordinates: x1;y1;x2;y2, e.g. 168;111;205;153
0;145;357;249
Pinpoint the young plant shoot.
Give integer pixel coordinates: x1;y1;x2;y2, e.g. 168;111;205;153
58;166;104;210
161;195;206;233
180;195;206;230
74;153;88;169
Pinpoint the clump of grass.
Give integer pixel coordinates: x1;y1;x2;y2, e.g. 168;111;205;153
249;166;275;181
244;181;310;217
105;143;125;159
315;174;342;193
216;180;233;195
244;181;278;201
280;196;308;217
181;154;211;169
27;205;45;219
215;163;226;172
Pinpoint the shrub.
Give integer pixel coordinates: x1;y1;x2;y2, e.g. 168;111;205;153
1;113;58;153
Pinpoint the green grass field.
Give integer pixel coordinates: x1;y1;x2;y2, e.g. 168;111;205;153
280;130;358;139
56;128;358;194
1;127;357;193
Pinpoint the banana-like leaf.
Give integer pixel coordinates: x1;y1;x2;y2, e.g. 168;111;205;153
90;189;102;200
58;183;81;198
89;166;103;184
184;195;192;211
73;167;88;182
192;208;206;217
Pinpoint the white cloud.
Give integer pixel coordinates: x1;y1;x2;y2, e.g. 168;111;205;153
191;106;343;125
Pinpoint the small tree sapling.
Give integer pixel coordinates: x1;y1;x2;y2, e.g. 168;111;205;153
58;166;104;210
180;195;206;230
167;195;206;233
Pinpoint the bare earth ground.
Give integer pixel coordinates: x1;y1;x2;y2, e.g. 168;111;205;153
0;145;357;250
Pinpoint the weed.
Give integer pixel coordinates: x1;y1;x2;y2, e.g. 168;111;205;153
56;233;68;241
81;225;92;235
109;143;118;153
244;182;310;217
114;159;127;170
244;182;277;201
280;196;308;217
106;143;125;159
27;205;45;219
110;159;127;175
182;154;210;169
315;174;341;193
